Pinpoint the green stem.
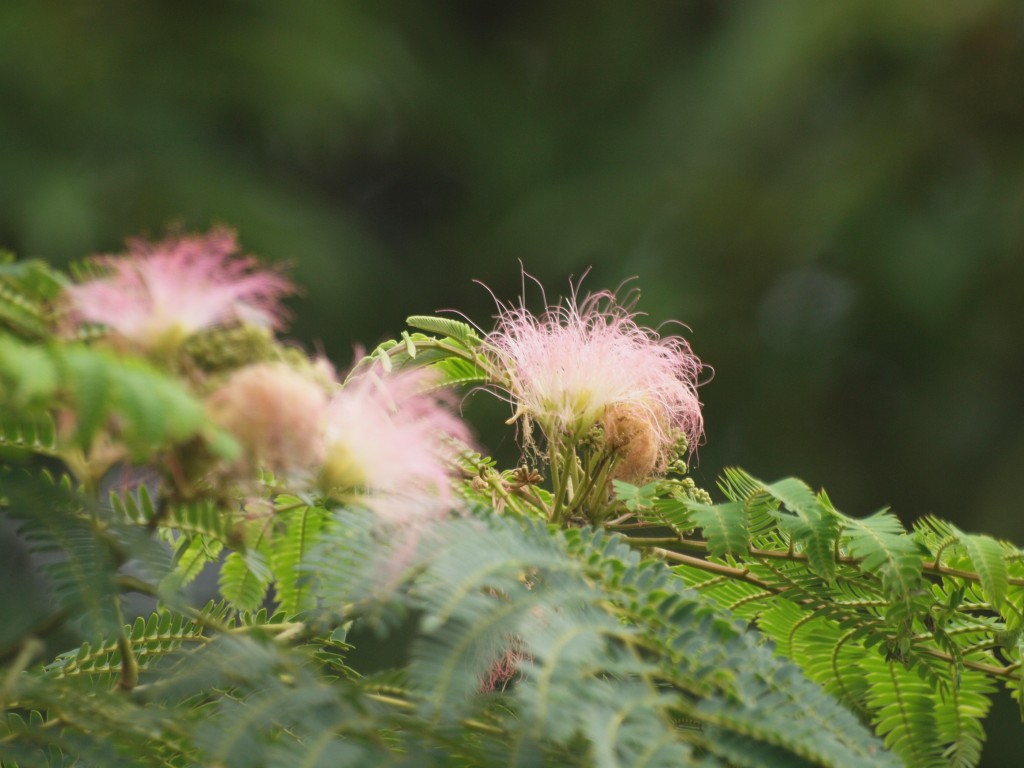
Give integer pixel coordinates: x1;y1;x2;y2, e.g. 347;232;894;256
576;451;617;525
651;547;776;591
549;439;572;525
916;647;1019;679
0;637;44;709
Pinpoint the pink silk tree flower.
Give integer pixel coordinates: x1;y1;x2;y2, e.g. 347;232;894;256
320;367;471;523
207;362;329;481
63;228;292;352
484;283;704;475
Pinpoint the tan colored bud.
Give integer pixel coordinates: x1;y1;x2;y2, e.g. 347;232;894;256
603;402;666;483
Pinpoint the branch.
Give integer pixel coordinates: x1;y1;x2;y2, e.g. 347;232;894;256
916;646;1020;681
650;548;776;591
630;530;1024;588
645;535;1024;683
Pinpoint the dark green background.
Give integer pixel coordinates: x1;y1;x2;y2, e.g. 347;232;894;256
3;3;1023;762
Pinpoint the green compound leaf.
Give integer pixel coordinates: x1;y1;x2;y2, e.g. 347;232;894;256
424;355;488;389
841;509;924;608
612;479;660;512
405;315;482;348
269;504;331;616
956;529;1008;611
689;500;748;558
760;475;840;582
220;549;272;613
0;257;65;340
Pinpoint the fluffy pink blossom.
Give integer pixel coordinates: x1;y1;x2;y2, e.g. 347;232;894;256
484;281;704;473
320;367;470;523
63;228;292;350
207;362;329;480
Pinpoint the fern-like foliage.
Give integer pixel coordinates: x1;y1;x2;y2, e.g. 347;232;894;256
0;257;64;340
309;508;896;767
350;315;490;389
614;469;1021;767
1;470;121;642
2;472;895;767
0;414;58;460
268;499;331;616
43;606;215;689
404;314;482;348
0;334;227;462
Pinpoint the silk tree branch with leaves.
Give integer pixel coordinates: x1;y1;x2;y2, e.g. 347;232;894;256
0;229;1018;767
378;276;1024;767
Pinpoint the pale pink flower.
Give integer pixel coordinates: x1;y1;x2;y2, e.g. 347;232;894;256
320;367;470;523
207;362;329;480
484;281;704;472
480;639;529;693
63;228;292;350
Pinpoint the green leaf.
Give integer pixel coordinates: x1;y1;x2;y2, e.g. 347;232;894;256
800;513;841;582
270;504;330;616
863;654;942;767
0;337;59;411
612;479;659;512
763;476;840;581
956;530;1008;611
400;330;418;358
0;414;59;459
0;257;67;299
841;509;923;603
762;476;820;519
220;550;272;612
0;260;56;339
2;471;120;639
727;473;838;580
424;355;488;389
166;534;224;590
61;349;111;448
46;609;209;681
690;500;748;557
405;315;481;348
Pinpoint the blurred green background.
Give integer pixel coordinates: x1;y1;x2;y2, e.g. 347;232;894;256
2;2;1024;762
